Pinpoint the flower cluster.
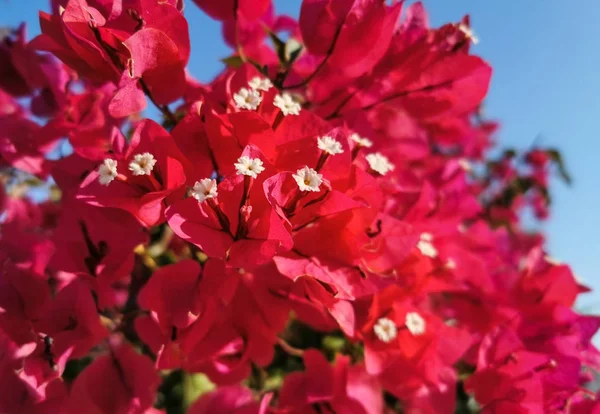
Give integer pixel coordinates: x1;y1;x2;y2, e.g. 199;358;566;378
0;0;597;413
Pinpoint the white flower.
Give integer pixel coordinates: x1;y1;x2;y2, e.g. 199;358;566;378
98;159;118;186
191;178;218;203
317;135;344;155
366;152;395;176
128;152;157;176
293;166;322;192
234;156;265;179
373;317;397;343
405;312;426;336
248;76;273;92
350;133;373;148
458;23;479;44
417;232;438;258
234;87;262;110
274;93;301;116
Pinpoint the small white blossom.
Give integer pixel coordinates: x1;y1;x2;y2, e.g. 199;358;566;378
234;156;265;179
98;159;118;186
128;152;157;176
274;93;301;116
191;178;218;203
417;232;438;258
445;258;457;269
317;135;344;155
248;76;273;92
350;133;373;148
293;166;323;192
405;312;426;336
366;152;395;176
234;87;262;110
373;317;397;343
458;23;479;44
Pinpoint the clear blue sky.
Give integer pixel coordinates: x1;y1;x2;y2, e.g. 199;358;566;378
2;0;599;309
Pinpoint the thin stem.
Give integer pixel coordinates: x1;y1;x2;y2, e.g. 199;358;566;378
281;20;345;90
139;78;177;125
325;80;454;120
360;80;454;112
232;0;247;63
324;88;361;120
207;198;233;236
272;111;285;130
277;337;305;357
314;152;329;172
235;175;253;239
90;24;178;126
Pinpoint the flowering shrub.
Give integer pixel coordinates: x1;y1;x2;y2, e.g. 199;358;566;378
0;0;598;413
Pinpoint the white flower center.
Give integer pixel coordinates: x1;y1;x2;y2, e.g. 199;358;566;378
417;232;438;258
128;152;157;176
191;178;218;203
248;76;273;92
234;156;265;179
317;135;344;155
350;133;373;148
274;93;301;116
98;159;118;186
293;166;323;192
373;317;397;343
366;152;395;176
405;312;426;336
233;87;262;110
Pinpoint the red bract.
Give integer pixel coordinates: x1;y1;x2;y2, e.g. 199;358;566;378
194;0;271;21
0;115;61;178
0;0;597;412
78;120;189;226
33;0;190;116
299;0;354;56
51;82;125;160
0;24;68;116
189;385;268;414
276;349;383;413
63;341;160;414
167;146;293;268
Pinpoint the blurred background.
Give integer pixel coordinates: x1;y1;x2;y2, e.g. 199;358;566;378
2;0;599;309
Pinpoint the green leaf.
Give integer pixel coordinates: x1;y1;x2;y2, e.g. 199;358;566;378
287;44;303;67
183;373;215;408
221;55;245;69
546;148;572;185
267;30;287;67
502;149;517;159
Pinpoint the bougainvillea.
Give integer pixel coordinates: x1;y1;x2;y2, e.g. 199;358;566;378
0;0;597;413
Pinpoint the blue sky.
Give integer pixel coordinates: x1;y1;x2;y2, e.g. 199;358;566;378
2;0;599;309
